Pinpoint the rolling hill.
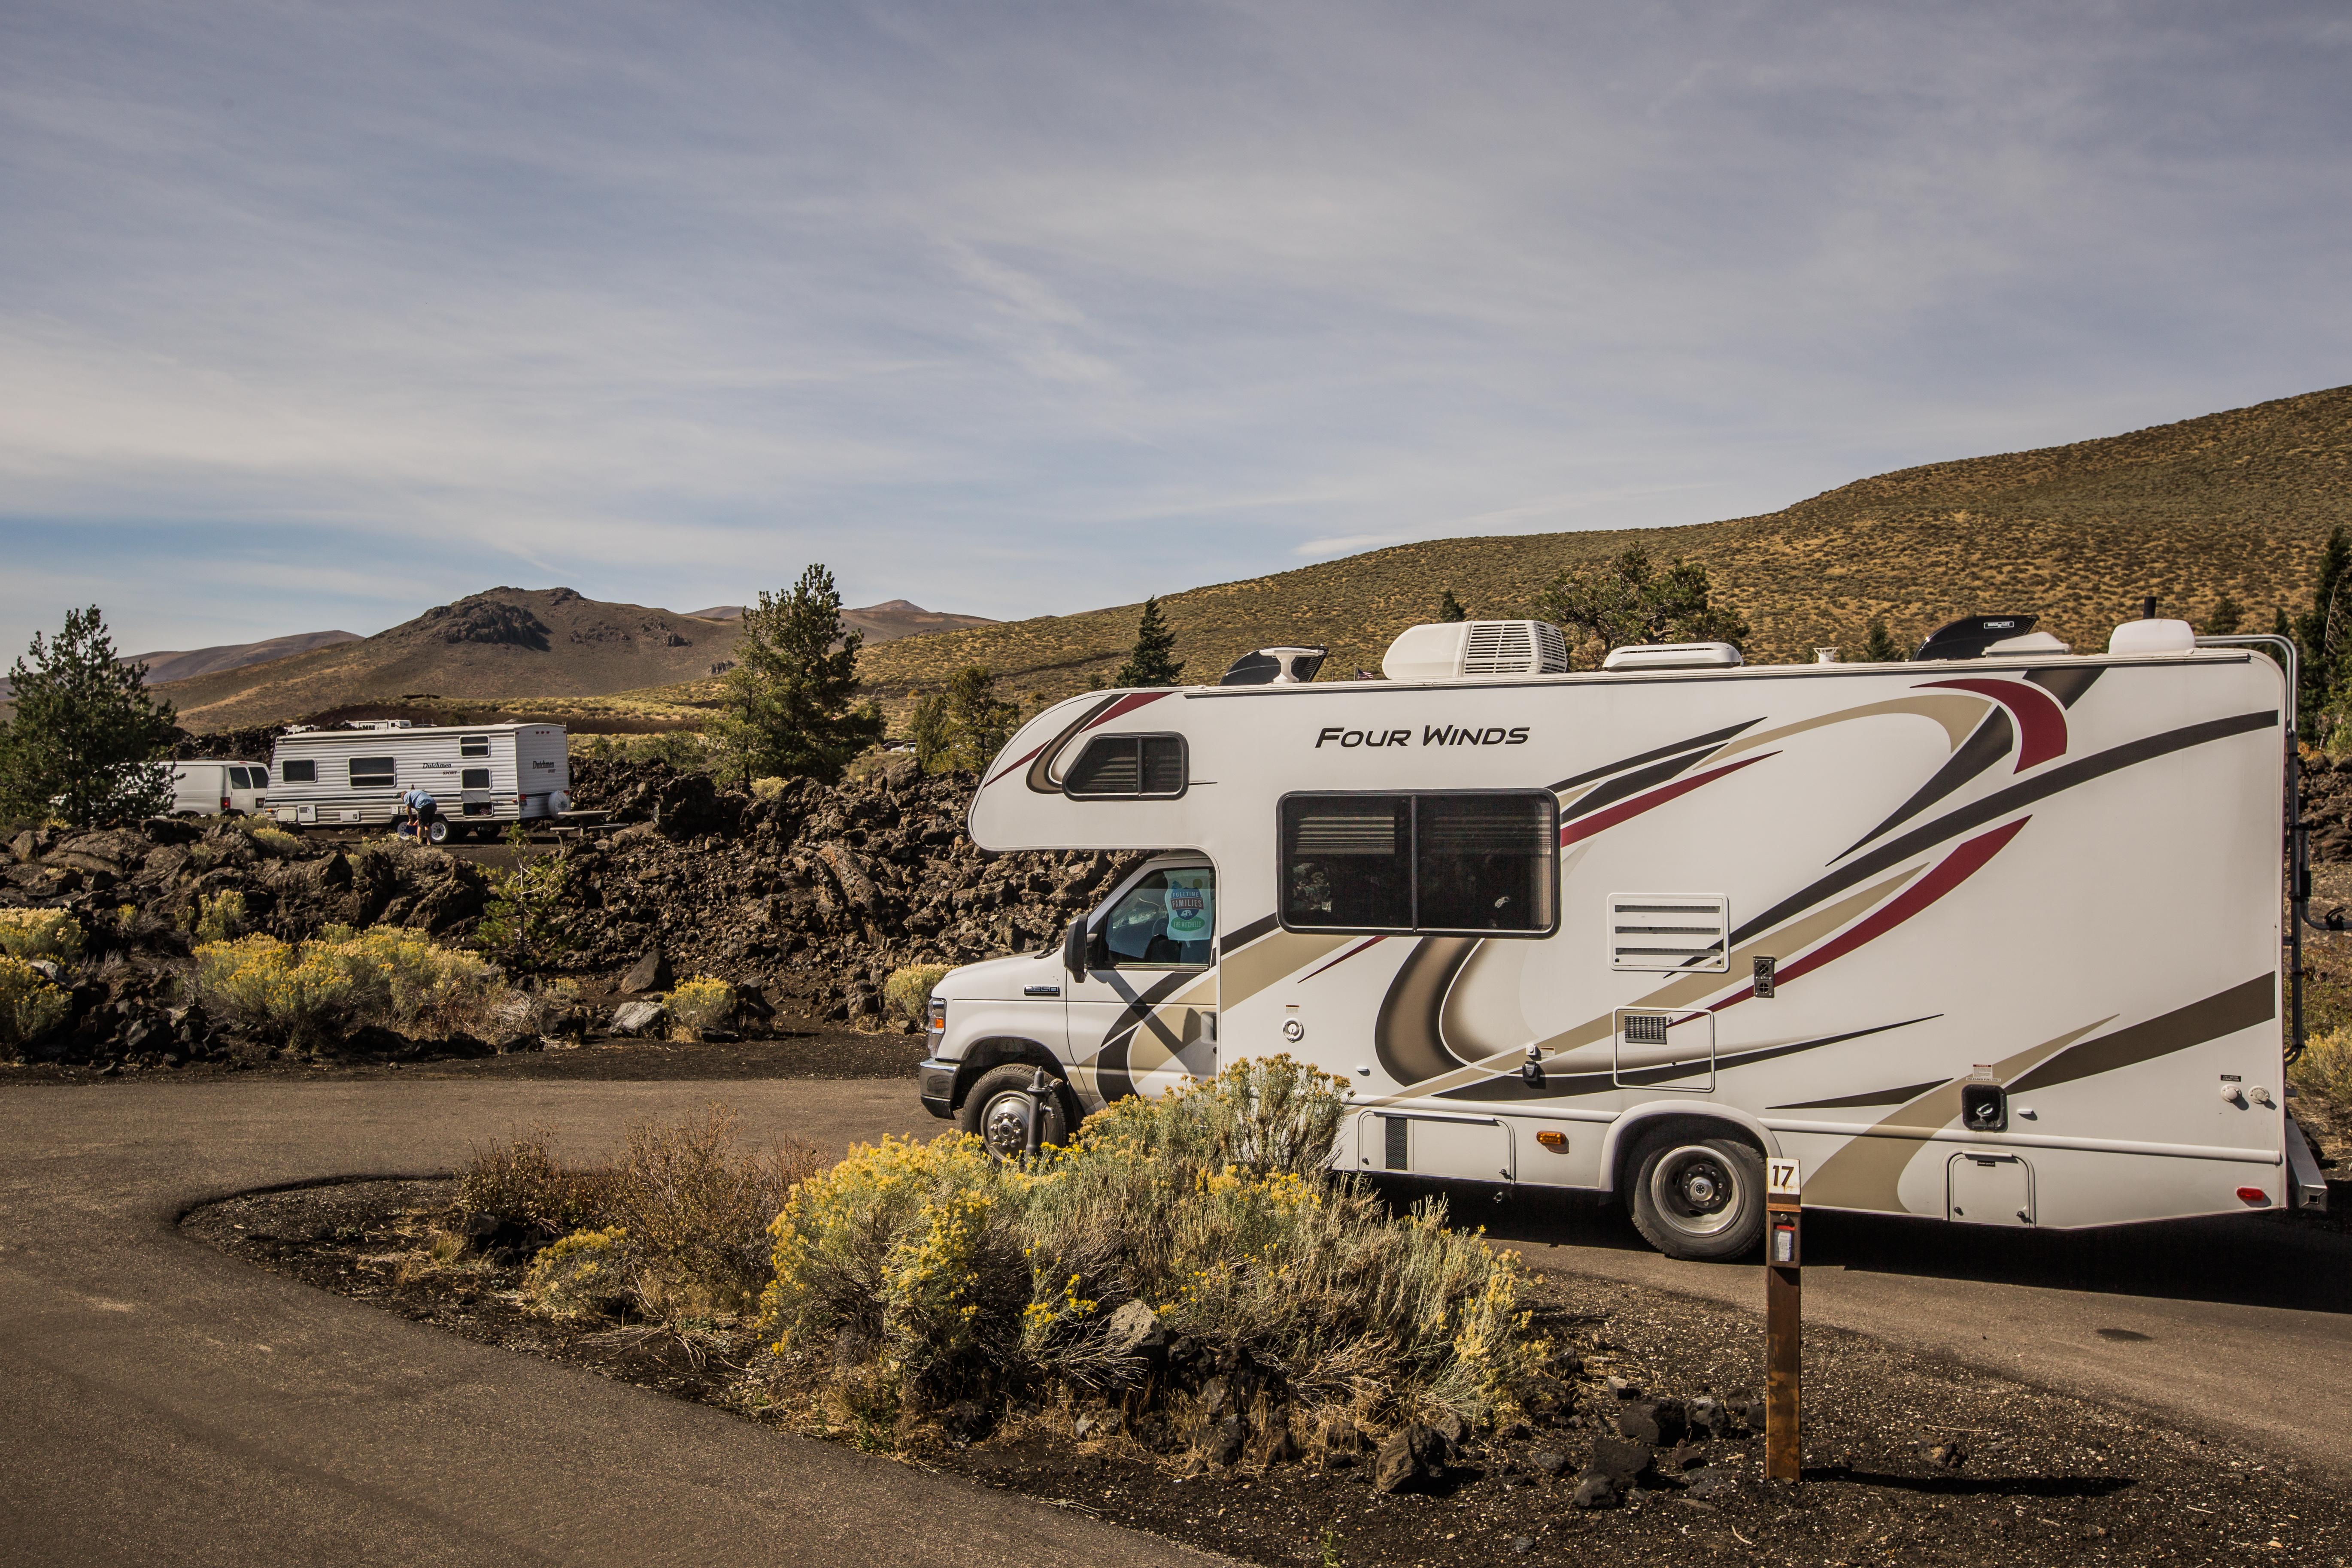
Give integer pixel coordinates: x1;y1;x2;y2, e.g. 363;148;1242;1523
129;631;361;685
850;383;2352;706
685;598;996;645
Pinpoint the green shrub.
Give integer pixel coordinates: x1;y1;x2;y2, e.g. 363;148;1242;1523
760;1058;1542;1428
883;963;953;1024
750;776;788;801
2291;1027;2352;1110
191;926;511;1046
194;889;248;943
477;840;572;974
241;823;303;857
524;1227;632;1319
0;957;72;1048
0;908;84;963
668;977;735;1040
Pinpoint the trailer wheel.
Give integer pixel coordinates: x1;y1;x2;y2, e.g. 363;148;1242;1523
1627;1130;1765;1261
959;1064;1071;1160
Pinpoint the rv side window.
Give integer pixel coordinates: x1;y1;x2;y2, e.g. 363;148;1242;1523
1281;792;1557;936
1063;734;1186;798
349;757;396;789
461;768;491;790
1095;867;1216;968
461;736;490;758
280;760;316;784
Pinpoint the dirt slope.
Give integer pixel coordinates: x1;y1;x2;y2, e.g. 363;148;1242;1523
127;631;361;685
855;384;2352;703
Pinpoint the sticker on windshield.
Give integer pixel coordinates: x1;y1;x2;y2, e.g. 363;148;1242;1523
1165;871;1214;942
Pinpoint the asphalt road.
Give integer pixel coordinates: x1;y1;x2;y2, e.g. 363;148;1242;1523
4;1076;2346;1566
0;1077;1232;1568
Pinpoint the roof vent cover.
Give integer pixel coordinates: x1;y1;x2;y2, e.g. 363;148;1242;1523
1382;620;1569;681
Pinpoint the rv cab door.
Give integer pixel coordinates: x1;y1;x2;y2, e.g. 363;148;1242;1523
1067;863;1220;1099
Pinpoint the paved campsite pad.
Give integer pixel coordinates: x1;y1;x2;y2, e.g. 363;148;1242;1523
186;1180;2352;1568
3;1015;926;1085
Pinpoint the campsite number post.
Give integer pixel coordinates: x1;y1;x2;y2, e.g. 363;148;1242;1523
1764;1157;1802;1483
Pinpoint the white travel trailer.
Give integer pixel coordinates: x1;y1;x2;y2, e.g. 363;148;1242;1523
169;760;270;817
267;722;571;836
919;613;2330;1259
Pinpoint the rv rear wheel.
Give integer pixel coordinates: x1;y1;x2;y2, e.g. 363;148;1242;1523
960;1064;1071;1160
1627;1131;1765;1261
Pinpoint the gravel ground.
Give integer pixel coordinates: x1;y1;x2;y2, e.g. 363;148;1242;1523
185;1180;2352;1568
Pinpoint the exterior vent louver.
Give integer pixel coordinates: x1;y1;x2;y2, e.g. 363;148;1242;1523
1460;620;1569;677
1608;894;1730;972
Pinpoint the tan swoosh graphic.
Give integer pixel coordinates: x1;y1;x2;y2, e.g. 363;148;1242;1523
1713;694;1990;762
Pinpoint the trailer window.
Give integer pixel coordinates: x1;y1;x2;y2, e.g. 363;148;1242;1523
461;768;491;790
349;757;396;789
461;736;490;758
1063;734;1187;798
279;760;316;783
1280;792;1557;936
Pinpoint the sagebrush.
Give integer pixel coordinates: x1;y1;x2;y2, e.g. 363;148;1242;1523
760;1057;1542;1428
0;957;71;1047
0;908;83;962
191;925;518;1046
882;963;952;1024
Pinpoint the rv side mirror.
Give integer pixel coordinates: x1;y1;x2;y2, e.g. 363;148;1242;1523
1960;1083;2007;1133
1063;917;1089;977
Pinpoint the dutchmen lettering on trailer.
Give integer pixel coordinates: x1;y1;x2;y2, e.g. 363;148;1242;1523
1314;725;1530;748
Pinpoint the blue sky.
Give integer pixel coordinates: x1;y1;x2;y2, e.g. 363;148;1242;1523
3;1;2349;656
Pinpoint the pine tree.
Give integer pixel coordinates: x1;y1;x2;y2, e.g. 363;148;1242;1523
2202;594;2243;637
1437;589;1469;623
1113;597;1185;687
1861;617;1904;662
1530;548;1748;670
905;692;953;773
0;606;178;828
712;565;884;785
2292;527;2352;738
944;667;1020;772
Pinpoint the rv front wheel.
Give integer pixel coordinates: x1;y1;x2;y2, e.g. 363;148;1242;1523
960;1064;1071;1159
1627;1132;1765;1261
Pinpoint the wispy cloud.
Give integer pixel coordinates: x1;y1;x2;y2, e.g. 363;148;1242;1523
1;0;2348;652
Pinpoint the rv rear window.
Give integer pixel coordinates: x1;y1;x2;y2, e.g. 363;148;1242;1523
349;757;396;789
279;760;316;784
461;736;490;758
1063;734;1187;798
1281;792;1557;936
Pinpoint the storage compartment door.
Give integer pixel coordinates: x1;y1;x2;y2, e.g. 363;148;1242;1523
1947;1151;2034;1226
1350;1112;1514;1183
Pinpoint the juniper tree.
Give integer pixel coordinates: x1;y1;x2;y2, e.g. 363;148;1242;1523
905;691;954;773
0;606;178;828
1861;616;1904;662
2293;528;2352;738
1437;589;1469;623
713;565;884;785
1113;597;1185;687
1530;547;1748;670
944;667;1020;772
2202;594;2244;637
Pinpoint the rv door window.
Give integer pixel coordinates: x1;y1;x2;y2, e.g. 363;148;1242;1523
1281;792;1557;936
1097;867;1215;967
461;736;490;758
349;757;397;789
279;760;316;784
461;768;492;790
1063;734;1187;798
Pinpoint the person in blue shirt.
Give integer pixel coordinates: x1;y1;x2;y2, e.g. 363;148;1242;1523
403;785;439;842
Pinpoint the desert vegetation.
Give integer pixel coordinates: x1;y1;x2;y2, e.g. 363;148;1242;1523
446;1061;1551;1466
189;925;560;1049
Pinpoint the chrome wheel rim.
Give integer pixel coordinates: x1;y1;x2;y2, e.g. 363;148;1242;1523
981;1092;1035;1159
1649;1145;1741;1238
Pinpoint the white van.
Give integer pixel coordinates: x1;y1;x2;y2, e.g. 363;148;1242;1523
917;614;2328;1258
170;760;270;817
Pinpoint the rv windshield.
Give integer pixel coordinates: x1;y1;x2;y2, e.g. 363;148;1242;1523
1099;867;1215;968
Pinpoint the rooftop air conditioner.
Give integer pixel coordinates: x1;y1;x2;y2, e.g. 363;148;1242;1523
1382;620;1570;682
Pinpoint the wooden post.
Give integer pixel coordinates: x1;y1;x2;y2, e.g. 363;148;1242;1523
1764;1156;1803;1483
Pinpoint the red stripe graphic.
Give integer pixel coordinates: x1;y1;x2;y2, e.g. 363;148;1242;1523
1559;753;1775;846
1298;935;1386;984
1712;816;2030;1010
986;689;1177;787
1920;679;2067;770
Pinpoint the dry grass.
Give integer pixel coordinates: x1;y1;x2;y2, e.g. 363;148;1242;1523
859;385;2352;709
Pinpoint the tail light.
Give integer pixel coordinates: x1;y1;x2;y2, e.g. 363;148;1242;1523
219;797;231;811
2237;1187;2271;1206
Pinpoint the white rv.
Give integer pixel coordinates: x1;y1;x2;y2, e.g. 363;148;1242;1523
918;614;2329;1258
267;722;571;836
169;760;270;817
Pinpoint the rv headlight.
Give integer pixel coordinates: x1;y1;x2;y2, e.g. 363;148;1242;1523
927;997;947;1038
